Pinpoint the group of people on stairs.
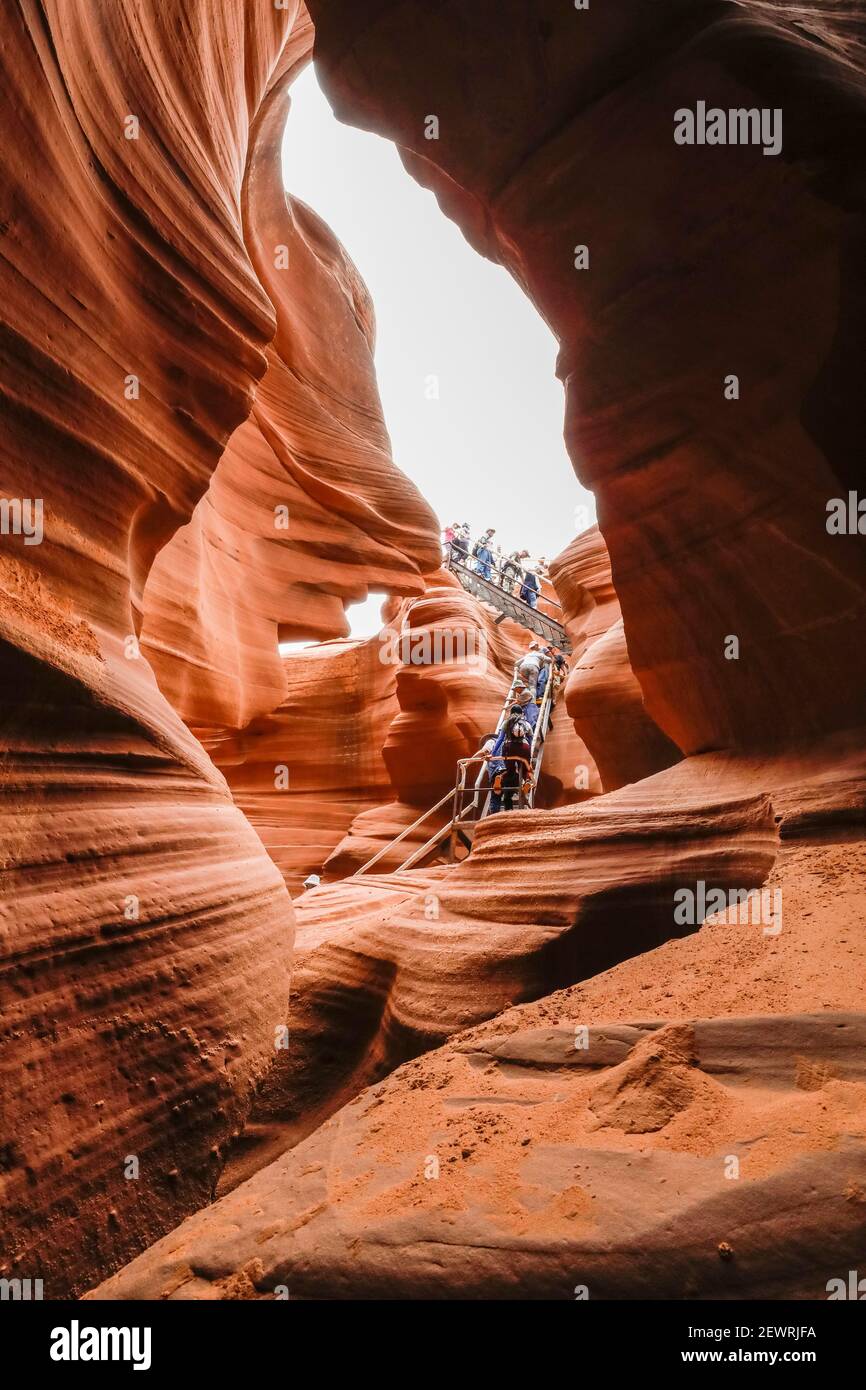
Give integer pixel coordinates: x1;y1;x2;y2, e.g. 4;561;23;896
476;642;569;814
443;523;549;609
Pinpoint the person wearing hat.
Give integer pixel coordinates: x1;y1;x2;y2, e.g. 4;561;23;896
514;684;544;739
501;547;528;594
496;704;533;811
517;641;543;695
537;647;554;703
484;712;512;815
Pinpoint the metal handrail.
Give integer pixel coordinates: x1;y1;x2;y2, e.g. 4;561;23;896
444;550;571;651
445;544;563;612
350;786;456;878
391;753;536;874
349;654;558;878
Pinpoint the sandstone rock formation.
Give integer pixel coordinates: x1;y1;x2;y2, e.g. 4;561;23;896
208;565;599;1150
0;0;297;1299
140;149;441;730
320;569;597;879
209;634;399;895
0;0;439;1297
4;0;866;1306
90;754;866;1300
551;527;681;791
202;567;595;896
228;750;781;1153
307;0;866;755
89;992;866;1300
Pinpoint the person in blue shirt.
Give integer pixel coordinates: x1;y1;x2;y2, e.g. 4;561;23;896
472;528;495;580
486;707;532;813
515;685;540;732
537;660;550;702
475;541;494;580
520;567;539;607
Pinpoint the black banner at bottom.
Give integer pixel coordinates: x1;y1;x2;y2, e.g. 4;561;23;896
4;1297;862;1377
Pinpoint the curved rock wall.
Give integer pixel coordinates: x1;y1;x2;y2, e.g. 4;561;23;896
97;0;864;1301
306;0;866;755
321;569;598;878
0;1;443;1297
4;0;866;1305
0;0;308;1298
551;526;681;790
140;89;441;730
210;634;399;895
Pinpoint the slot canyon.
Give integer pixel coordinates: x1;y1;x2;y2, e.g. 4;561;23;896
1;0;865;1315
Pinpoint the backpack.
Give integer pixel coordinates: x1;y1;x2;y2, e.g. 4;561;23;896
503;716;531;763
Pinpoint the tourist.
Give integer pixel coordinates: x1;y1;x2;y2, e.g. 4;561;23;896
520;565;539;608
474;534;495;580
500;550;521;590
515;684;540;732
452;522;469;561
497;705;533;812
517;641;543;693
479;730;503;759
476;728;504;811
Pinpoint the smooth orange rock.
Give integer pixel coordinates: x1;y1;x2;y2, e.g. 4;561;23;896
140;93;441;729
90;748;866;1300
210;635;399;895
321;569;597;877
307;0;866;754
6;0;866;1308
551;526;681;790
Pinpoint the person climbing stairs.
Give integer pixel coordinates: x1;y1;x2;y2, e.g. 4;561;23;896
444;546;571;652
350;648;559;878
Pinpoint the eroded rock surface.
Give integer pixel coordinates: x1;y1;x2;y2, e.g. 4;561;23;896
0;0;310;1298
5;0;866;1305
89;1000;866;1300
551;527;681;791
307;0;866;753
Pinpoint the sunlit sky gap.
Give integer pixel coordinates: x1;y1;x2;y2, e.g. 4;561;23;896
280;64;595;643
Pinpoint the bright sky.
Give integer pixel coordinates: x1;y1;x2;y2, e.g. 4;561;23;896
281;63;595;641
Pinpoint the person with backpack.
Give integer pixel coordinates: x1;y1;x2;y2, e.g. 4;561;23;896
517;641;543;694
515;684;540;733
520;565;539;608
502;548;528;593
474;535;495;580
489;705;533;813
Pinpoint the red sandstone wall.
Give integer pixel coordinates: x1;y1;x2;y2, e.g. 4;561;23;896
551;526;681;790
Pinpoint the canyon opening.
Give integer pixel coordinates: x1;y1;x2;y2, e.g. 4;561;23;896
1;0;865;1366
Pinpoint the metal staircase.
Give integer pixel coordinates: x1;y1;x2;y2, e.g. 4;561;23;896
350;654;558;878
445;550;571;652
